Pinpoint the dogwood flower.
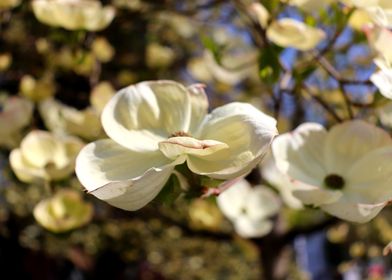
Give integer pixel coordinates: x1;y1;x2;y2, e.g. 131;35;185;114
370;58;392;99
266;18;326;51
272;120;392;223
10;130;84;183
284;0;335;13
0;0;20;10
34;189;93;233
0;95;33;149
76;80;277;211
260;151;304;209
39;82;114;140
32;0;115;31
217;179;280;238
343;0;392;28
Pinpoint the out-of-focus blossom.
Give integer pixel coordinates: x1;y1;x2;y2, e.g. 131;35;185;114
32;0;115;31
56;48;95;76
116;70;138;87
156;12;195;39
370;58;392;99
266;18;326;51
284;0;335;13
272;120;392;223
349;9;373;30
39;82;114;140
33;190;93;233
250;3;269;28
35;38;52;54
0;53;12;71
217;179;280;238
76;80;278;211
0;0;20;10
146;43;175;69
260;152;304;209
188;50;258;85
188;199;223;231
91;37;115;63
0;95;33;149
90;81;115;113
39;99;102;140
366;27;392;63
343;0;392;28
10;130;83;183
19;74;56;102
377;102;392;127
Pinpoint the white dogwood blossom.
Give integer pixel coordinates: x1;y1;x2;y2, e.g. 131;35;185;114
260;152;304;209
217;179;280;238
371;58;392;99
76;80;278;211
0;95;33;149
272;120;392;223
0;0;20;10
10;130;84;183
32;0;115;31
344;0;392;28
266;18;326;51
34;190;93;233
284;0;335;13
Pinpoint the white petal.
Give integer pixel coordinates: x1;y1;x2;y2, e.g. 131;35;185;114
158;136;228;160
245;186;280;220
20;131;68;168
260;151;304;209
234;216;273;238
216;179;251;220
101;80;192;152
75;139;184;210
250;3;270;28
292;183;342;206
188;102;277;179
9;149;46;183
321;200;386;223
272;123;327;186
345;146;392;203
324;120;392;174
267;18;326;51
187;84;208;135
371;69;392;99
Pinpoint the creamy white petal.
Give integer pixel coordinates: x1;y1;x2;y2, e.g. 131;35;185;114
20;131;68;169
159;136;228;160
345;146;392;203
246;186;280;220
324;120;392;174
272;123;327;186
75;139;184;210
261;151;304;209
216;179;251;219
234;216;273;238
292;183;342;206
187;84;209;135
9;149;47;183
187;103;277;179
321;200;386;223
371;69;392;99
267;18;326;51
101;80;192;152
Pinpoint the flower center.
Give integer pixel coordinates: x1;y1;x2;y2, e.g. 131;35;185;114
323;174;345;190
170;131;191;137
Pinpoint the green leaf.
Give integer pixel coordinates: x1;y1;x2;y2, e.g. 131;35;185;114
258;45;282;84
